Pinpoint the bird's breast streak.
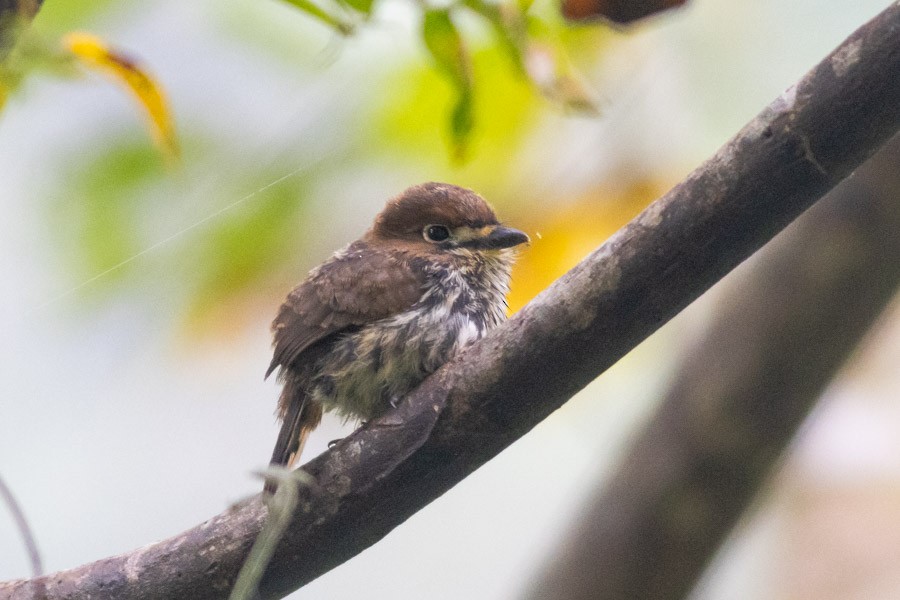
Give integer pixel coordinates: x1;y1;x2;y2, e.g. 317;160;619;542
310;255;511;422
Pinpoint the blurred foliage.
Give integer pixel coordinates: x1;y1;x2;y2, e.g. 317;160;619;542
54;133;316;327
29;0;118;33
422;7;474;158
0;7;177;159
375;43;538;169
185;167;314;325
373;22;609;179
276;0;599;156
57;140;167;286
8;0;641;338
0;24;77;105
282;0;356;34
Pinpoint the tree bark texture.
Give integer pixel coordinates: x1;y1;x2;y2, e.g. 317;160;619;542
2;2;900;599
526;131;900;600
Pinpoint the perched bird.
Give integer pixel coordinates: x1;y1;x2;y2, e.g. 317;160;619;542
264;182;528;491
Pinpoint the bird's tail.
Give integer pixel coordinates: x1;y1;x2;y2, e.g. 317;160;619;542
265;377;322;494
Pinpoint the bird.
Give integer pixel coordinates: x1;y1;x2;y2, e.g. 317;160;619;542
264;182;528;492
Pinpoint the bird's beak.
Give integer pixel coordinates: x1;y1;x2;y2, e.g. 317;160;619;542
487;225;530;249
463;225;530;250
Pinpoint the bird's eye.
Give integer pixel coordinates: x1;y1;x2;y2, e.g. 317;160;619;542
424;225;451;242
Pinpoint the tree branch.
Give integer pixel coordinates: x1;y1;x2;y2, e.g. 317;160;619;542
526;130;900;600
2;2;900;598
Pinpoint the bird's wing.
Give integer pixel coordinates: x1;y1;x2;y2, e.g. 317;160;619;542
266;241;425;378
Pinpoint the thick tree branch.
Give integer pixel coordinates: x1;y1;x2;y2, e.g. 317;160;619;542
2;2;900;598
527;131;900;600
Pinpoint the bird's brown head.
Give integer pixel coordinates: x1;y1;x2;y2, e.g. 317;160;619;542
368;182;529;255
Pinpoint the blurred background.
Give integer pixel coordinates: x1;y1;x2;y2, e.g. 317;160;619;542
2;0;899;598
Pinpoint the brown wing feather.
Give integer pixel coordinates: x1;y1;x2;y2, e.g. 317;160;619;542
266;239;425;379
264;241;423;493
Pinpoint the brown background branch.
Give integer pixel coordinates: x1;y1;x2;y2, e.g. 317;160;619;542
527;131;900;600
2;2;900;599
562;0;688;24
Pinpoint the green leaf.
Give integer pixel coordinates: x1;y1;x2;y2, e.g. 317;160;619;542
462;0;528;77
422;8;470;86
279;0;354;35
373;40;541;173
450;87;474;159
422;8;475;158
338;0;375;17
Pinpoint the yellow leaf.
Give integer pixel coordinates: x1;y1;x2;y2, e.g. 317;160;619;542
62;31;178;163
